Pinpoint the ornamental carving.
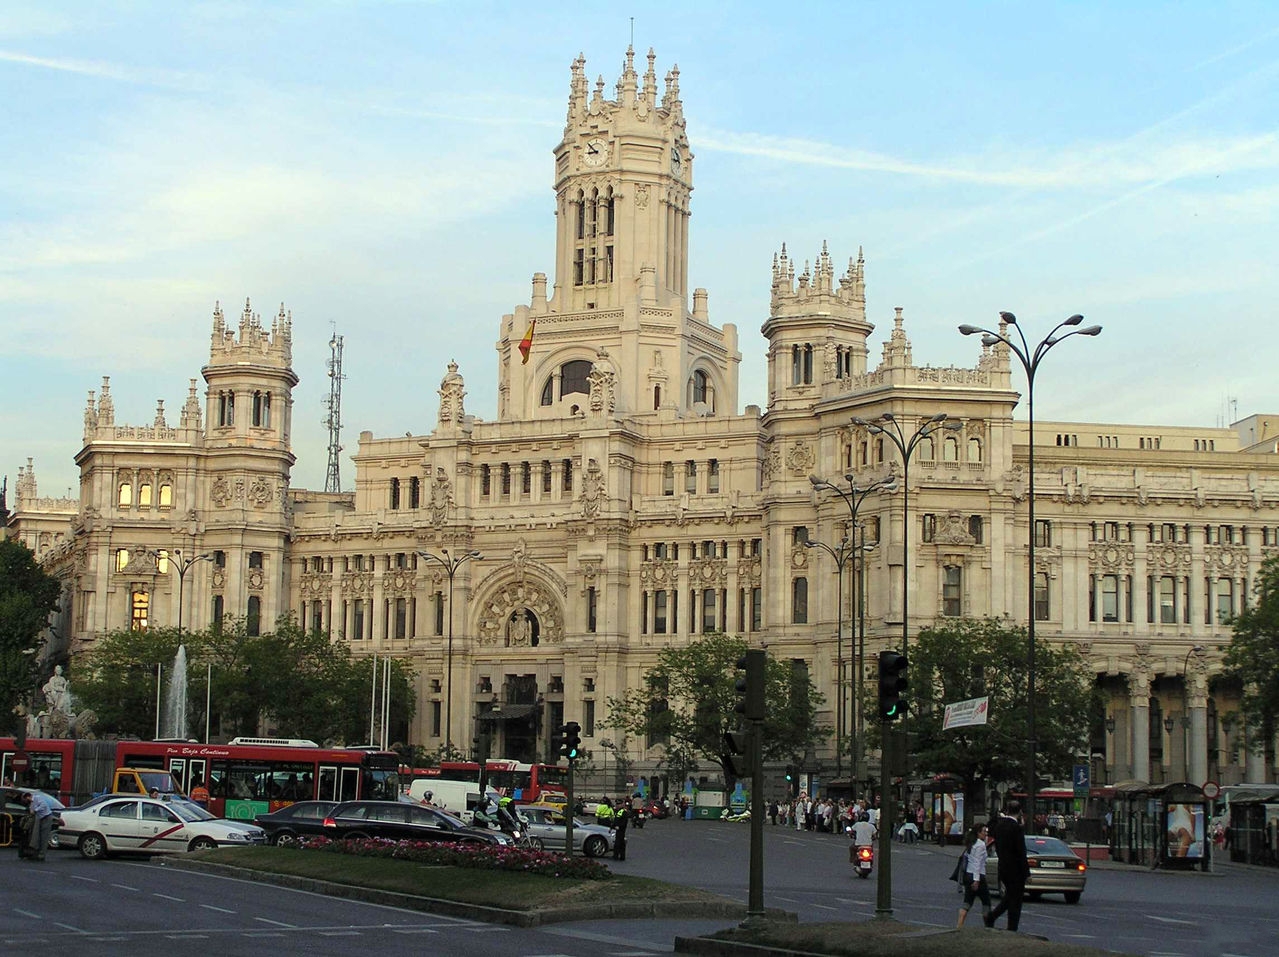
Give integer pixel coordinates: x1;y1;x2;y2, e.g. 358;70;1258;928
299;575;328;598
428;468;452;526
342;572;374;597
247;568;265;591
384;570;415;597
640;559;678;586
249;476;272;507
736;557;763;585
934;511;976;546
211;476;231;507
438;361;466;425
791;546;808;569
635;184;650;209
582;459;606;518
477;580;563;646
1151;544;1192;569
1204;546;1249;573
1088;544;1135;570
579;558;602;586
694;558;728;585
212;568;226;589
785;441;816;475
762;445;781;482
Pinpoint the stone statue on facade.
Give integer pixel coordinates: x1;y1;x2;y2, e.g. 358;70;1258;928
508;608;533;646
582;459;605;518
438;361;466;425
587;349;617;413
429;467;452;526
43;665;72;717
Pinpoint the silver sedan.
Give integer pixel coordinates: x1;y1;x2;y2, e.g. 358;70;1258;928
518;805;613;857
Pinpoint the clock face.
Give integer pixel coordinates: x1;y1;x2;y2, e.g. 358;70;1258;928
584;138;608;167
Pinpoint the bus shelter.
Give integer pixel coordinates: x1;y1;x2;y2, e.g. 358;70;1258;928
916;774;966;845
1113;781;1209;869
1228;789;1279;866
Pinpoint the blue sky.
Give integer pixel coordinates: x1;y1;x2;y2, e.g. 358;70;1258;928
3;1;1278;496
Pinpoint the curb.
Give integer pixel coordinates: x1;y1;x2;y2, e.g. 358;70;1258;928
162;858;752;927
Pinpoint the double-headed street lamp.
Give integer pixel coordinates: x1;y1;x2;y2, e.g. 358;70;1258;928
808;473;897;788
803;536;856;780
417;547;483;754
849;412;957;918
168;548;215;638
1181;644;1204;781
958;312;1101;830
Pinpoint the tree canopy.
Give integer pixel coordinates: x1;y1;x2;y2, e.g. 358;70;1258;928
73;617;415;744
0;538;62;718
1223;554;1279;745
604;632;828;784
869;618;1093;799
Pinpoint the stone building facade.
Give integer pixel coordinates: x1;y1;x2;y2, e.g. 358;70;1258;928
8;47;1278;789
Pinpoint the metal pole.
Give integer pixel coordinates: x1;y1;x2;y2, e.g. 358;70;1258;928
876;719;894;917
446;571;455;754
836;552;845;781
368;652;378;746
205;661;212;744
155;662;162;740
747;717;766;921
1027;371;1037;831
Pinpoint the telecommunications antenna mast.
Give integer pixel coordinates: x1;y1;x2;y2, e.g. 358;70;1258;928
323;326;345;493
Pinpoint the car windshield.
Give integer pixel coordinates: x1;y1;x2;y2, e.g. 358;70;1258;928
432;809;467;828
1025;836;1073;856
170;800;217;822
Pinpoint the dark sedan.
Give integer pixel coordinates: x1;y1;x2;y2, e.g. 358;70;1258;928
254;801;338;846
322;800;513;846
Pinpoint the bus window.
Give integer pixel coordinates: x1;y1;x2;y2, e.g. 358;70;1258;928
318;766;337;801
339;766;359;801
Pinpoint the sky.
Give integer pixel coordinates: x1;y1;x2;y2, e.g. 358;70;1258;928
3;1;1278;497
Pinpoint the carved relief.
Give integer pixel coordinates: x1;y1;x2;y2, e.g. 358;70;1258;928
211;476;231;507
1150;544;1192;570
439;361;466;425
428;468;452;526
384;570;415;597
477;579;563;646
785;441;815;475
934;511;975;546
582;459;606;518
635;184;650;209
247;568;265;591
640;559;678;586
791;546;808;569
249;476;272;507
1088;543;1135;570
342;572;374;597
736;556;763;586
1203;546;1250;573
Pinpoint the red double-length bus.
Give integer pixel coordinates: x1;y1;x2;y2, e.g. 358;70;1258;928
435;759;569;804
1;737;400;818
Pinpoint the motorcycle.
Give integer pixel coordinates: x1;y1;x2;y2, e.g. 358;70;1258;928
851;843;874;878
632;808;646;829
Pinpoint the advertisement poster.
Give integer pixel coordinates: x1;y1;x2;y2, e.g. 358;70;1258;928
1166;803;1204;859
933;793;965;839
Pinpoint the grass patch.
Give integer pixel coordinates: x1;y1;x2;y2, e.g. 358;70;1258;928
713;919;1124;957
202;846;727;911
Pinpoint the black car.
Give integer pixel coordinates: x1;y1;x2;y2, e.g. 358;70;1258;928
322;800;513;846
254;801;339;846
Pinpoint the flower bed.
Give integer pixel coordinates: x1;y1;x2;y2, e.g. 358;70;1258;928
292;836;611;880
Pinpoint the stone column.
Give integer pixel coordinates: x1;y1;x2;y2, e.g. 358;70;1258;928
1130;670;1152;781
1245;720;1268;782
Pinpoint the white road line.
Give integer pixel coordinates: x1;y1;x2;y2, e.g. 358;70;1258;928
811;903;837;910
253;917;297;927
69;875;99;884
199;904;235;914
109;884;139;892
318;930;362;936
165;934;210;940
14;909;42;919
153;894;185;902
1146;915;1196;925
53;922;86;933
392;928;440;934
244;933;289;938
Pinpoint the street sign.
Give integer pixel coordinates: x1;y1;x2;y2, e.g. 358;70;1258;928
1073;764;1090;797
942;696;989;730
11;751;29;773
1202;781;1220;799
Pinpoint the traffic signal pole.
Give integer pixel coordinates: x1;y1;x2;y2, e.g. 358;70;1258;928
747;717;765;921
875;722;894;917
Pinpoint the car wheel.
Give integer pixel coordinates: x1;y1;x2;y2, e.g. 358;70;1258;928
79;832;108;860
273;830;299;847
1064;892;1082;904
189;836;218;852
583;835;607;857
529;837;544;851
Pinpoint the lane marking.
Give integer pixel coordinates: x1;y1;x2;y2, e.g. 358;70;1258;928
253;917;297;927
70;875;99;884
1146;916;1196;926
392;928;440;934
153;894;185;902
811;903;837;911
53;922;86;933
110;884;139;892
200;904;236;914
318;930;362;936
14;909;42;919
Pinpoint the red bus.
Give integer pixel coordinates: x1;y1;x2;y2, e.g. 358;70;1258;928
116;738;402;819
435;759;568;804
1;737;399;818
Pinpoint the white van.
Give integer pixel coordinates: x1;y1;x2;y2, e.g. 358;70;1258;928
408;779;498;824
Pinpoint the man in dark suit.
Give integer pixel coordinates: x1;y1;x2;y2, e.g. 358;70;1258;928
985;800;1031;931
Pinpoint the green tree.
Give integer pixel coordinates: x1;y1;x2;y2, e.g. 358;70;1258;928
605;632;828;784
74;617;415;743
868;618;1093;808
1223;554;1279;746
0;539;63;719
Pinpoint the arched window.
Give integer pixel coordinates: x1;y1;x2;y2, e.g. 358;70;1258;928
561;360;592;397
692;370;709;404
218;391;235;427
158;483;172;508
918;436;935;461
252;390;271;428
653;385;661;410
943;436;959;462
138;482;152;507
968;438;982;463
118;480;132;507
540;378;554;406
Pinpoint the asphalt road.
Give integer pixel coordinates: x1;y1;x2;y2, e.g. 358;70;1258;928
610;817;1279;956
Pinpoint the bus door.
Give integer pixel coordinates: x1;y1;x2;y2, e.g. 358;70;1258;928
166;757;188;792
187;758;207;794
339;766;360;801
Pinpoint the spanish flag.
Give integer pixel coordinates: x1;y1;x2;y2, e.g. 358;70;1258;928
518;320;536;365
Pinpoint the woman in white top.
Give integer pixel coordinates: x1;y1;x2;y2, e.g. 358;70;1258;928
957;822;993;928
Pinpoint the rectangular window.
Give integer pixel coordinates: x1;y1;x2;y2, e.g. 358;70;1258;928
501;464;511;496
212;595;224;627
922;514;937;543
662;461;674;496
562;458;573;492
431;701;442;738
702;588;717;633
1102;574;1119;622
395;598;407;639
943;567;962;617
751;586;763;632
130;590;149;631
685;460;697;494
587;586;598;633
521;462;531;495
654;590;668;634
1033;519;1053;550
968;515;983;544
390;477;400;510
1217;579;1234;624
792;577;808;624
708;459;720;493
481;464;491;496
246;595;261;636
584;699;596;737
792;526;809;547
1034;572;1050;621
353;600;366;640
249;551;263;569
433;592;444;636
409;476;420;509
311;601;323;633
1160;576;1177;624
542;460;552;493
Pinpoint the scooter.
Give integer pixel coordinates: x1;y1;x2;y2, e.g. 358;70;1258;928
851;843;874;878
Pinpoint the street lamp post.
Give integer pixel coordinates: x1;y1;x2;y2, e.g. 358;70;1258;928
849;412;957;918
418;547;483;754
169;548;215;638
808;473;897;791
958;312;1101;831
803;536;856;780
855;532;878;798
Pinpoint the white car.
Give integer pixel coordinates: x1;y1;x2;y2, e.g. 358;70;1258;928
58;795;267;859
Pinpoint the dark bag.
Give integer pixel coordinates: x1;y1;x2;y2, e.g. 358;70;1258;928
949;850;969;883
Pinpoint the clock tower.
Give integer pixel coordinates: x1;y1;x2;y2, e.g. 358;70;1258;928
498;48;739;423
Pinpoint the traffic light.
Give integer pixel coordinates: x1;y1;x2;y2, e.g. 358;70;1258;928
735;650;766;722
723;728;753;778
785;765;796;796
563;721;582;761
877;650;908;721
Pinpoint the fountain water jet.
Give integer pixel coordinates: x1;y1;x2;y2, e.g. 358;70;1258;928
161;644;189;740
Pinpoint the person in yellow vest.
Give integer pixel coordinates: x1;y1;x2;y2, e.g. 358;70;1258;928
595;797;615;829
